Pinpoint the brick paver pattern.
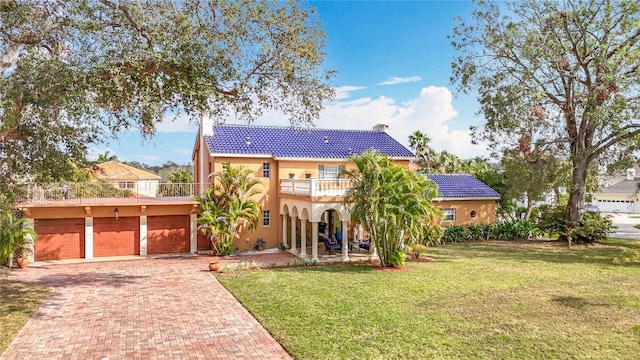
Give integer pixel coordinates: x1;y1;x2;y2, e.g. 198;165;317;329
2;256;292;360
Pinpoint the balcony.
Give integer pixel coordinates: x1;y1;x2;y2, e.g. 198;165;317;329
16;182;201;205
279;178;355;198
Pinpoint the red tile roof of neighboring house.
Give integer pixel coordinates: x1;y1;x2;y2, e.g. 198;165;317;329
92;161;160;181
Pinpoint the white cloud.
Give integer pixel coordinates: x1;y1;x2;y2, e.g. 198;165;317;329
334;85;366;100
319;86;490;159
378;76;422;86
231;85;490;159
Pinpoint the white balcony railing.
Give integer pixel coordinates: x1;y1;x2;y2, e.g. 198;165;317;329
16;182;201;205
280;178;355;197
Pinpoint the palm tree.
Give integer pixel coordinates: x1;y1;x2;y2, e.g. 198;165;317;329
96;151;118;164
344;150;441;267
194;163;265;255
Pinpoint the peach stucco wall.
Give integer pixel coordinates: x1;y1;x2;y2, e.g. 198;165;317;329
433;199;497;225
199;155;414;250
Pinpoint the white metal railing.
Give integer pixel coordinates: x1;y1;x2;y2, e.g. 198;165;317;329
280;178;355;197
16;182;202;205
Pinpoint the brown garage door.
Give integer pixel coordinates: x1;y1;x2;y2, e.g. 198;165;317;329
147;215;190;254
34;218;85;260
94;217;140;257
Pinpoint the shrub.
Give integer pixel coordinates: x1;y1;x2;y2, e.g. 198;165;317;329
492;219;540;240
441;225;468;243
533;205;567;236
214;239;236;256
569;213;614;244
409;244;429;258
466;223;492;241
388;250;406;267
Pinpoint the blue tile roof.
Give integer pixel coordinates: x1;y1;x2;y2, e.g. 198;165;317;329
204;125;414;159
426;174;501;199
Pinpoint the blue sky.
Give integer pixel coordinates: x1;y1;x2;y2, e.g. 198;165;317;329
93;0;487;166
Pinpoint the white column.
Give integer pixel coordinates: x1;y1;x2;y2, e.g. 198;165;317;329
311;221;319;262
300;219;308;257
282;214;288;248
358;224;364;241
190;213;197;254
290;215;297;252
341;220;349;262
140;215;147;256
24;218;35;262
85;217;94;259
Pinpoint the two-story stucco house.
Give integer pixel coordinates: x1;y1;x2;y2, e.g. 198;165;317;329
192;119;500;262
16;117;499;263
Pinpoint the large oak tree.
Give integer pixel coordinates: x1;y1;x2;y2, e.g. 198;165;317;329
451;0;640;224
0;0;333;206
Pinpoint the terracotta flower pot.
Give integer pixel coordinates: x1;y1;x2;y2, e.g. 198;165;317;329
209;260;220;272
17;257;28;269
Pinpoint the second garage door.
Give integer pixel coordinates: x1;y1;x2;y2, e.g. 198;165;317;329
147;215;190;254
94;217;140;257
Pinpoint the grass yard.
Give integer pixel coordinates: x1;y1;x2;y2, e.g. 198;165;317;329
218;239;640;360
0;270;50;354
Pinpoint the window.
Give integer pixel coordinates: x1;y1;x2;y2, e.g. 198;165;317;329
288;173;295;179
305;173;311;179
262;210;271;227
262;162;270;178
118;181;135;189
318;165;344;179
470;210;477;218
443;208;455;222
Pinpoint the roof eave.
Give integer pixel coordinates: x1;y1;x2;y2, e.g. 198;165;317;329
432;196;501;201
210;152;274;159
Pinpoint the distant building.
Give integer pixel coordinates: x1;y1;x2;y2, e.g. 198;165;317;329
91;161;160;197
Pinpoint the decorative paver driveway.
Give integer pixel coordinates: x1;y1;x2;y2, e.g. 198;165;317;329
1;256;291;360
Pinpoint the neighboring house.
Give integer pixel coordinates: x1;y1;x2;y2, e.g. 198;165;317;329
91;161;161;197
592;168;640;213
426;174;500;225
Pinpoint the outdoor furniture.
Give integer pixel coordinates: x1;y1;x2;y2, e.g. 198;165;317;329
321;234;341;253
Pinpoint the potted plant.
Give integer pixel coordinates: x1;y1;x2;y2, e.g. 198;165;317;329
0;209;37;269
209;260;220;272
14;245;30;269
256;236;265;251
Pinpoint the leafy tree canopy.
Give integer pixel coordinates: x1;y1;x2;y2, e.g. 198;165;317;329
451;0;640;223
0;0;334;206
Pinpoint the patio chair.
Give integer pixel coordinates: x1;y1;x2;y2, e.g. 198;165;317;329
321;234;342;253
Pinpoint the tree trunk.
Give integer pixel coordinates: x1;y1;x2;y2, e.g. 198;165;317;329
566;158;588;224
524;194;535;219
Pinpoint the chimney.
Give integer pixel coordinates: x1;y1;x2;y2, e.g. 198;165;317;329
372;123;389;133
201;110;214;136
627;168;636;180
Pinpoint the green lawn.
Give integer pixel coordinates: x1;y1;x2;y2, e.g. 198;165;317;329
218;240;640;360
0;271;50;354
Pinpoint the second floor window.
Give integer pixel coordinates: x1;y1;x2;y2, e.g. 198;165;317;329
318;165;343;179
262;162;270;178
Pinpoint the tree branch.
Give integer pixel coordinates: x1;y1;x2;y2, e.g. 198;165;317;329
98;0;153;48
